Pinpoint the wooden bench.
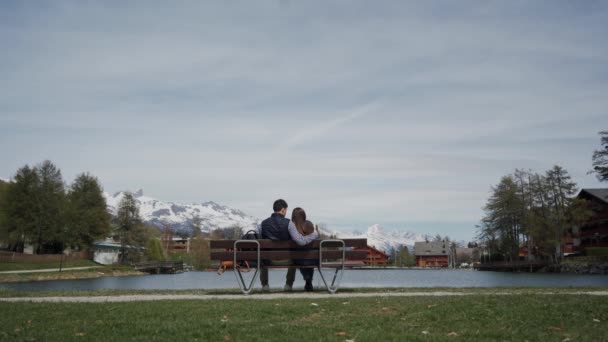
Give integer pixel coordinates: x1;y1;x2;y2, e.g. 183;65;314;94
210;239;368;294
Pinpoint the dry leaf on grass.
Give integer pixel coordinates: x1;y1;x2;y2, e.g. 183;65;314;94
593;319;600;323
447;332;458;336
311;303;319;306
224;336;231;341
422;331;429;335
335;332;348;336
548;326;563;331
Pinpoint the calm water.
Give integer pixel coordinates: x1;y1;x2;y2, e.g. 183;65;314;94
2;269;608;292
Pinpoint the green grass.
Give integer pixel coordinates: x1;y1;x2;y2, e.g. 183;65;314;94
0;259;99;271
1;294;607;341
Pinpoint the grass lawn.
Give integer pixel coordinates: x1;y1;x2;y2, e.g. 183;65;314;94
1;294;607;341
0;260;99;272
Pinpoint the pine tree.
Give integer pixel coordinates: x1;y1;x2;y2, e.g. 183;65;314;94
591;130;608;182
482;175;522;263
66;173;111;249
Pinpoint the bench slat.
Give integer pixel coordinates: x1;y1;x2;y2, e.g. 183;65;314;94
209;239;367;249
210;250;368;261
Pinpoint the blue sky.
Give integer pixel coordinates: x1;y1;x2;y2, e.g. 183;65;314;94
1;1;607;241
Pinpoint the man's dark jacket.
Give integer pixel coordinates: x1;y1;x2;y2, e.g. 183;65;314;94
260;213;291;241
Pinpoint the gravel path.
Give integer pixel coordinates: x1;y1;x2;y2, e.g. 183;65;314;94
2;291;608;303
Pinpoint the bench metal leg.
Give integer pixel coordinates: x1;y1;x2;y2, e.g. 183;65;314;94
318;239;345;294
233;240;260;295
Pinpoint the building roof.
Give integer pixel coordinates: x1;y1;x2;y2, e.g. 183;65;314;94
578;188;608;204
414;241;449;256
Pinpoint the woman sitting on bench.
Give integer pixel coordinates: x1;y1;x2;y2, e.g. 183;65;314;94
285;207;319;292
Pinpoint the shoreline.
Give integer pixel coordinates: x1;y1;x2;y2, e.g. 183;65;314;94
0;269;144;283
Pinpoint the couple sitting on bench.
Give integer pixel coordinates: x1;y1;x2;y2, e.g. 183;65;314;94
258;198;320;292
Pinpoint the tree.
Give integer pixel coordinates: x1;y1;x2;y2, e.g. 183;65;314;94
482;175;522;263
34;160;66;253
479;166;591;266
4;165;40;252
0;179;11;246
189;236;211;270
398;246;415;267
544;165;590;263
115;192;141;263
591;130;608;182
65;173;111;249
145;238;164;261
190;214;202;237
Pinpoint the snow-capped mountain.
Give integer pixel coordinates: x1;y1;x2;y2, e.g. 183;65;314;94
339;224;432;253
104;189;259;234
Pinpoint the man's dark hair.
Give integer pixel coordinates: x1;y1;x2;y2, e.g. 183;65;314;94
273;199;288;212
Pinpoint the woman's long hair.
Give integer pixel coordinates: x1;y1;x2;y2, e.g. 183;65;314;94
291;207;307;234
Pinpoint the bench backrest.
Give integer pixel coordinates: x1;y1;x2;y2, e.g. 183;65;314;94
210;239;368;261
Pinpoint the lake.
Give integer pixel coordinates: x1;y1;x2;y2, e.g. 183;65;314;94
2;269;608;292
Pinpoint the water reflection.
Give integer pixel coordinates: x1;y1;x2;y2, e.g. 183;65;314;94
2;269;608;292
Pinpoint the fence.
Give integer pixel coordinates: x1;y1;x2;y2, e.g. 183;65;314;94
0;251;91;263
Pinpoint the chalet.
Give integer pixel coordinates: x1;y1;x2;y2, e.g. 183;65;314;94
577;188;608;248
353;245;389;266
160;236;191;253
414;241;449;267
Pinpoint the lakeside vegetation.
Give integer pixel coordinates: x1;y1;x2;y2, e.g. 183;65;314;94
1;293;607;341
0;259;98;272
0;264;141;283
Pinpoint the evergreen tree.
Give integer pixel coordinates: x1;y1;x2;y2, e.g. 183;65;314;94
482;175;522;263
115;192;141;263
66;173;111;249
591;130;608;182
544;165;590;263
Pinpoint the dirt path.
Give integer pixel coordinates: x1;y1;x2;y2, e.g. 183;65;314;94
2;291;608;303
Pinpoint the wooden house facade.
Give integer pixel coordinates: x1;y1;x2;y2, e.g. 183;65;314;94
577;189;608;248
414;241;449;267
353;246;389;266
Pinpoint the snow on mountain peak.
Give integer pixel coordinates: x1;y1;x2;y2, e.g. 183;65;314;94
367;224;384;235
339;224;432;254
103;190;259;234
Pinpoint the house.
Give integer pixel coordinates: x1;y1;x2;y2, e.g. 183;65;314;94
414;241;449;267
92;240;122;265
353;245;389;266
577;188;608;248
160;236;191;253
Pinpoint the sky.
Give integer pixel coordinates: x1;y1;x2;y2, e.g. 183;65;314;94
1;1;607;241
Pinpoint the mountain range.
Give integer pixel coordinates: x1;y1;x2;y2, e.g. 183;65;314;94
103;190;260;235
103;190;436;253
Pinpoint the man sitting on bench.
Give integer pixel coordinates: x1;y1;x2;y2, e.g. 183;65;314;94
258;199;319;292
